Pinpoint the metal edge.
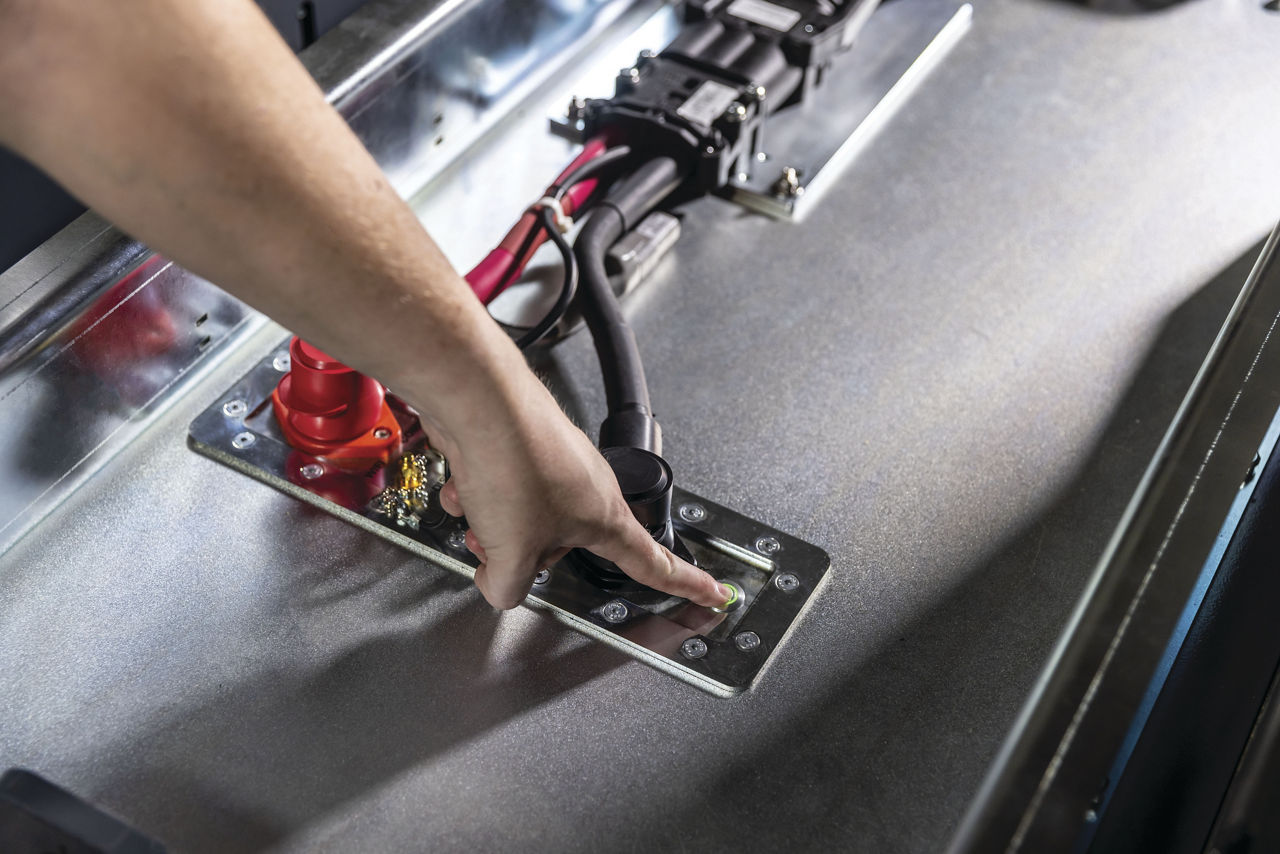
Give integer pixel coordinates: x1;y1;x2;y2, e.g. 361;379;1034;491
945;222;1280;854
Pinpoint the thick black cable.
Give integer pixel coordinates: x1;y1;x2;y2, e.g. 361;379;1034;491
514;208;577;350
574;157;685;451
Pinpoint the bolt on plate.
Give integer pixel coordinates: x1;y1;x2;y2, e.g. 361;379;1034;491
601;600;630;624
681;637;709;660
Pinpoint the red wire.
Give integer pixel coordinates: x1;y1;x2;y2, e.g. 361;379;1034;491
464;135;610;304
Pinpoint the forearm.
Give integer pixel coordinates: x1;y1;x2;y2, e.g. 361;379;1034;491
0;0;526;446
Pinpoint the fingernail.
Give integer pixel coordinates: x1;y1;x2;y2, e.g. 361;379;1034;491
716;583;736;605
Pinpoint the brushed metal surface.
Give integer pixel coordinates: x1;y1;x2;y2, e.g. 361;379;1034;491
3;1;1280;852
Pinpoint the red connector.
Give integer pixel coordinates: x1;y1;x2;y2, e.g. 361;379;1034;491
465;135;612;304
271;337;401;468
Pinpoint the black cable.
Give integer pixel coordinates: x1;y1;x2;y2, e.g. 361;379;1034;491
548;145;632;202
574;157;685;451
514;207;577;350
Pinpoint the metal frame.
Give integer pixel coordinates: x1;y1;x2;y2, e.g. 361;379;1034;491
189;342;831;697
947;223;1280;852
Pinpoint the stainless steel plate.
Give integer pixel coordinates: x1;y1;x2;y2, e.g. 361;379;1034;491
188;341;830;696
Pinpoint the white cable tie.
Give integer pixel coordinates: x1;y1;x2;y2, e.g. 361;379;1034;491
534;195;573;234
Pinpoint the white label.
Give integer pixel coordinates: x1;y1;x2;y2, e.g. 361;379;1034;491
676;80;740;126
726;0;802;32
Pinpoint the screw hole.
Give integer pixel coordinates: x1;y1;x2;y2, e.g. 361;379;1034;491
197;335;213;351
194;312;208;327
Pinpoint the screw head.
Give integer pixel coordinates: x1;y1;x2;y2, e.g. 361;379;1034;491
704;145;716;155
804;23;815;33
299;463;324;480
774;572;800;592
601;600;630;624
567;95;587;121
533;569;551;586
734;631;761;651
754;535;782;555
231;431;256;450
638;48;656;61
678;503;707;523
222;399;247;418
680;637;709;660
774;166;803;198
751;84;767;101
723;101;747;122
447;528;467;550
272;353;291;372
373;427;392;440
621;66;641;83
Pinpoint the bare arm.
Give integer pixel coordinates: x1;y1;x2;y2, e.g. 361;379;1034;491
0;0;729;609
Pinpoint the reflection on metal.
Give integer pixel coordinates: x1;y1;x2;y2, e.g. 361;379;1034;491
729;0;972;220
189;344;831;696
0;258;259;552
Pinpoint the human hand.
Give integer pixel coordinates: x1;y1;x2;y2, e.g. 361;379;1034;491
426;370;730;611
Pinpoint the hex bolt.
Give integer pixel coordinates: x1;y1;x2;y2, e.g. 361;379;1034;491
773;167;803;198
723;101;747;123
272;353;291;372
601;600;630;624
533;569;551;586
231;431;256;450
680;637;709;660
754;535;782;555
299;463;324;480
774;572;800;592
373;427;392;440
447;528;468;550
222;399;248;418
678;503;707;523
734;631;761;652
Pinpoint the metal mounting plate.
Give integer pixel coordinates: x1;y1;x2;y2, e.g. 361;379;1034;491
188;342;830;696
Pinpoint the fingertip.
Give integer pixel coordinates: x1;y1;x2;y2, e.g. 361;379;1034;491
464;528;487;560
439;481;463;517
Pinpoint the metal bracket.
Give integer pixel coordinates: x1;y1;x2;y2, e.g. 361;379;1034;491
188;342;830;696
549;0;971;221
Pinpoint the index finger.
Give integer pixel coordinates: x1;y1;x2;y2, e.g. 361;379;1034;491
588;517;730;608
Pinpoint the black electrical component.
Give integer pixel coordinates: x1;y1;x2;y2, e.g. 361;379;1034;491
579;0;880;193
567;446;697;590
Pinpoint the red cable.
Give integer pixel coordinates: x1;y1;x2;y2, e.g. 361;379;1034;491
465;135;610;304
